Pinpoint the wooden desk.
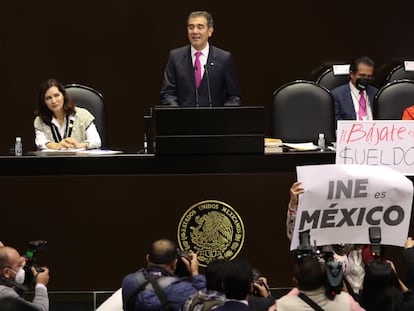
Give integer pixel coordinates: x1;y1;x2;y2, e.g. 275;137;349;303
0;151;335;176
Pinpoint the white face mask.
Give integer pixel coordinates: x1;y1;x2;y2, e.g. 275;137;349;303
11;267;25;284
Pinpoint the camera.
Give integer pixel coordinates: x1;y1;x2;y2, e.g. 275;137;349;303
369;226;381;258
295;230;343;300
252;268;270;297
175;248;191;277
176;249;191;261
23;240;47;286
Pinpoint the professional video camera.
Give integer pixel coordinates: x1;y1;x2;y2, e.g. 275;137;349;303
294;230;344;300
368;226;381;258
23;240;47;286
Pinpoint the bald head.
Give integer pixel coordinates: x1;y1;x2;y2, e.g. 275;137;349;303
147;239;177;265
0;247;22;279
0;247;15;269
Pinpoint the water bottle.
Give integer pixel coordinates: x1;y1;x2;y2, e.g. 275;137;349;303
15;137;23;156
143;134;148;154
318;133;325;151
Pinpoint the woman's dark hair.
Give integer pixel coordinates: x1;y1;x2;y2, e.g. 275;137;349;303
35;79;75;124
361;259;403;311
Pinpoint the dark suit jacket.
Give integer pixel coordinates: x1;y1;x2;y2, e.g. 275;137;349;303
331;83;378;120
215;301;255;311
160;45;241;107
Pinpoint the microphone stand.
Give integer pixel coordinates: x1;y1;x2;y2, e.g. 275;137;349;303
204;64;212;107
194;66;199;107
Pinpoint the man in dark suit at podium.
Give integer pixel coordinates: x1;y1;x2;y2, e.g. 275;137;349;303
160;11;241;107
332;56;378;121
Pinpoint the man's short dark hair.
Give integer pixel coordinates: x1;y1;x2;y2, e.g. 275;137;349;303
148;239;178;265
294;256;325;291
222;258;253;300
205;259;228;292
350;56;375;73
188;11;214;28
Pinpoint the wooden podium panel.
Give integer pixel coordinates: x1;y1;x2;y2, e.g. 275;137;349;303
4;152;409;291
153;106;265;155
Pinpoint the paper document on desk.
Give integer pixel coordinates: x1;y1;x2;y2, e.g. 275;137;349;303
38;149;123;156
40;148;85;155
283;142;320;151
264;138;283;147
77;149;123;155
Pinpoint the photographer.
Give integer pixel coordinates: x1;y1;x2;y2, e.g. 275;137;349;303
0;246;49;311
248;268;275;311
286;181;366;298
268;256;364;311
121;239;205;311
360;259;414;311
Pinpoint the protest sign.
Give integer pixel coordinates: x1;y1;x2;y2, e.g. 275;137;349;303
290;164;413;250
336;120;414;175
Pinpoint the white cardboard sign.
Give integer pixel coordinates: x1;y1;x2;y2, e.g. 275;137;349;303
336;120;414;175
290;164;413;250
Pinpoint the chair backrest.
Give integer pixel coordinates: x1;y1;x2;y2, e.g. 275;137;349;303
316;67;350;90
271;80;336;144
386;64;414;83
64;83;107;148
373;79;414;120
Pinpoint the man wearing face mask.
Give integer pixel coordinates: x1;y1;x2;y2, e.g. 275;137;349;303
0;246;49;311
331;56;378;121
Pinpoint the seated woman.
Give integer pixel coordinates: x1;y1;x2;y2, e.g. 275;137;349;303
402;106;414;120
34;79;101;150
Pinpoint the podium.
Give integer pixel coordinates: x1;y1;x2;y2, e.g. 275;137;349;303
152;106;265;155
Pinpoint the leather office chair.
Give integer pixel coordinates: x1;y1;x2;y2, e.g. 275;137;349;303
386;64;414;83
373;79;414;120
64;83;107;148
316;67;350;90
271;80;336;144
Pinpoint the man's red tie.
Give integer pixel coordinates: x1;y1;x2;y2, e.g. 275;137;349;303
194;51;202;89
358;90;367;120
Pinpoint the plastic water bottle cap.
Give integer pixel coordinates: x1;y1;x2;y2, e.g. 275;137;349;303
16;137;21;142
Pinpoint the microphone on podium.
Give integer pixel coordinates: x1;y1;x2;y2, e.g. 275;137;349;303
204;64;212;107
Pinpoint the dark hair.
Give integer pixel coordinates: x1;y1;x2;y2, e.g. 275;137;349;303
148;239;178;265
206;259;228;292
35;79;75;125
188;11;214;28
350;56;375;73
361;259;403;311
222;258;253;300
293;256;325;291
